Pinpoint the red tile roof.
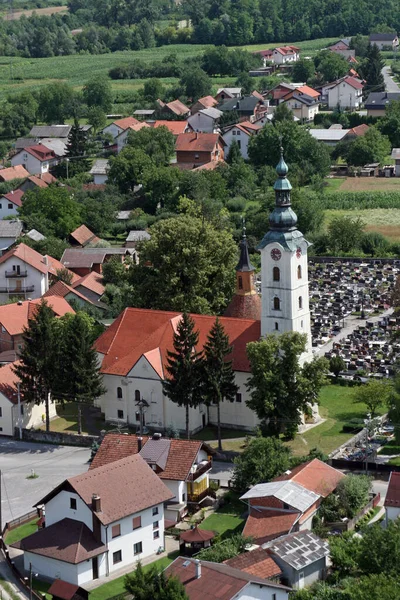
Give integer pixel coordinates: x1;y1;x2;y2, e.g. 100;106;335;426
113;117;140;130
47;580;83;600
343;76;364;90
73;271;105;297
12;518;106;563
239;120;262;132
251;90;264;101
348;124;369;137
385;471;400;507
45;255;80;284
165;100;190;116
274;459;344;497
295;85;320;98
275;45;299;55
0;296;74;336
165;557;290;600
43;280;96;305
89;432;211;481
243;508;299;544
224;293;261;320
0;243;50;274
176;132;224;153
0;360;20;403
41;454;174;525
180;526;215;543
23;144;56;161
22;172;57;189
225;548;282;580
0;165;30;182
150;120;190;135
1;190;24;207
196;96;218;108
95;308;260;376
70;224;100;247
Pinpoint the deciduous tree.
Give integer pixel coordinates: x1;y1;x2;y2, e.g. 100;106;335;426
124;562;188;600
232;436;291;491
353;379;391;417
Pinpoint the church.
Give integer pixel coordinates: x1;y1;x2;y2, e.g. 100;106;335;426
94;151;313;434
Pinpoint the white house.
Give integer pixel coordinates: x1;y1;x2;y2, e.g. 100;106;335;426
385;471;400;525
165;557;291;599
280;85;320;122
392;148;400;177
11;145;57;176
369;33;399;50
90;432;214;522
89;160;109;185
271;45;300;65
115;122;150;153
102;117;142;140
0;361;56;436
12;454;174;586
0;190;24;220
327;76;364;110
222;122;261;160
188;108;223;133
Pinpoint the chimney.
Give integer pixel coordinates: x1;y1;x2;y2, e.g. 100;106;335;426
195;560;201;579
17;300;23;306
43;256;48;266
152;432;162;441
137;436;143;451
92;494;101;512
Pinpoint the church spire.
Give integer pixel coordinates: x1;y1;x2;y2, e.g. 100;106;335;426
236;219;255;273
269;147;298;232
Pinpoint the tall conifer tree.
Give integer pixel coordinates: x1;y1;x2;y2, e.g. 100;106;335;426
65;117;89;174
163;312;203;439
202;318;238;451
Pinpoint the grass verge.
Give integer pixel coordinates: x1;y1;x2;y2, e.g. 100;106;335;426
192;427;253;442
4;519;38;545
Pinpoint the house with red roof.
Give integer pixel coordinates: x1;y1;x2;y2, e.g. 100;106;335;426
17;172;57;193
90;432;214;521
222;121;262;160
326;76;364;109
0;243;78;303
256;46;300;66
115;121;150;153
72;271;105;304
327;39;355;59
191;95;219;114
157;99;191;118
12;455;174;586
240;459;344;545
0;296;74;358
11;144;57;175
43;280;106;313
175;132;226;169
102;116;141;140
0;165;30;182
279;85;321;122
94;307;260;434
384;471;400;525
69;225;100;248
148;120;192;136
0;360;56;436
0;189;24;220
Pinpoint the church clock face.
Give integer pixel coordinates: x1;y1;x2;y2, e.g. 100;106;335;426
270;248;282;261
296;247;302;259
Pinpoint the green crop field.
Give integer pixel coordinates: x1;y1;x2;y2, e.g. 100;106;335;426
0;36;335;102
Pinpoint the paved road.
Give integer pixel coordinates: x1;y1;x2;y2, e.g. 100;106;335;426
0;438;91;524
382;65;400;93
211;460;234;487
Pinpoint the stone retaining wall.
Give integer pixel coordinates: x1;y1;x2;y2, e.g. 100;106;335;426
19;428;100;447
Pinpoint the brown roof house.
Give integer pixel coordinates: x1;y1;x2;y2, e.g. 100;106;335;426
385;471;400;525
61;247;135;277
90;432;215;522
241;459;344;544
69;225;100;248
157;99;190;118
175;132;226;169
12;454;174;586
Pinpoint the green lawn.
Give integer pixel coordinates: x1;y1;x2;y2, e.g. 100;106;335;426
324;178;346;193
192;427;253;442
388;456;400;466
286;384;386;457
199;492;245;537
4;519;37;545
90;553;179;600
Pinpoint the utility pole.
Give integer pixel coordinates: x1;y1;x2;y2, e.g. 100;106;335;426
77;403;82;435
29;562;32;600
17;382;22;440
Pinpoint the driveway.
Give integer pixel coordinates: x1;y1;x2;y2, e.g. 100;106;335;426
211;460;234;487
382;66;400;93
0;438;91;524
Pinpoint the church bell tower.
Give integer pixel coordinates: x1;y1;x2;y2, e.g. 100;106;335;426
258;149;312;362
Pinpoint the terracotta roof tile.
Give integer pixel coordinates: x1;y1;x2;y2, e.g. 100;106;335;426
1;190;24;206
165;100;190;116
0;296;74;336
90;433;209;481
0;243;49;274
196;96;218;108
180;526;215;543
0;165;30;181
113;117;140;130
73;272;105;297
12;518;106;563
273;459;344;497
47;580;82;600
95;308;259;376
150;120;190;135
243;508;299;544
176;132;225;153
224;293;261;320
385;471;400;507
225;548;282;579
70;225;100;247
22;144;56;161
0;360;21;403
45;255;80;284
43;280;97;305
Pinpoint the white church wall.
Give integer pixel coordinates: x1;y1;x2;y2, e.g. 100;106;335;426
209;371;259;431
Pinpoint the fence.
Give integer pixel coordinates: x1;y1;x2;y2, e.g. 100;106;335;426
20;428;99;448
330;458;400;474
325;493;380;532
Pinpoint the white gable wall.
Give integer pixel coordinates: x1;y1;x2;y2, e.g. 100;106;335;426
238;582;289;599
45;490;93;530
0;256;48;302
209;371;259;431
222;127;252;160
328;82;362;109
0;394;55;437
22;551;96;586
11;152;50;176
0;197;19;220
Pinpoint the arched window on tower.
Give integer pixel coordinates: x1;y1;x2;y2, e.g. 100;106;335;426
117;387;123;399
238;276;243;290
297;265;302;279
273;267;280;282
273;297;280;311
275;322;279;331
135;390;141;402
299;296;303;309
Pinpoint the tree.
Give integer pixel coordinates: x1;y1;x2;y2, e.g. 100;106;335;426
272;103;294;122
346;126;391;166
56;268;74;285
360;43;385;91
202;318;238;451
196;533;253;562
336;474;372;518
129;215;237;315
226;140;242;165
37;83;76;124
350;34;369;58
53;312;105;407
329;355;345;379
13;300;56;431
124;562;188;600
353;379;391;417
107;147;154;192
246;333;328;438
86;106;107;133
126;126;175;167
64;117;90;175
327;215;365;254
292;58;315;82
180;67;212;100
232;436;291;491
314;51;349;82
329;531;361;577
19;187;82;238
143;78;165;102
163;312;203;439
83;76;113;113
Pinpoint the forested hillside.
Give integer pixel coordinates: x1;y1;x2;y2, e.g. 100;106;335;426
0;0;400;57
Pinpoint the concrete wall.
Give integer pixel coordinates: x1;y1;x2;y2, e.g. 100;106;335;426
188;113;217;133
21;428;98;447
45;490;93;529
23;551;95;586
0;395;56;437
328;83;362;110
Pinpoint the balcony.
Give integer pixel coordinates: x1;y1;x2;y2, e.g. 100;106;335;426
187;460;212;482
5;270;28;278
187;488;214;504
0;285;34;293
